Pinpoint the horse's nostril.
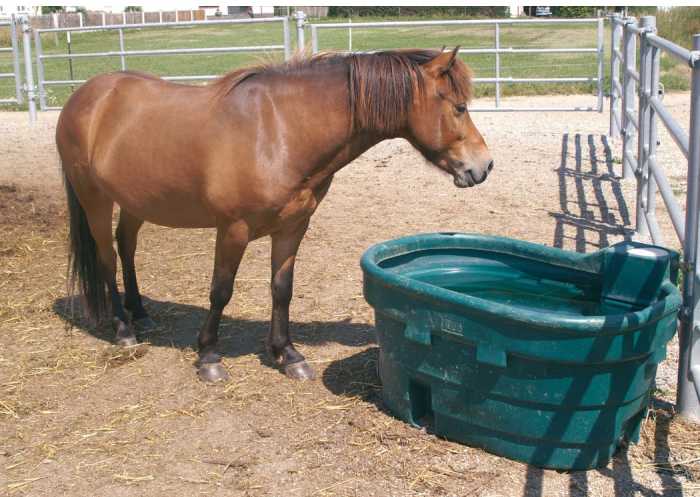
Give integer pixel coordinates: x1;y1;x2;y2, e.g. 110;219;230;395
487;160;494;172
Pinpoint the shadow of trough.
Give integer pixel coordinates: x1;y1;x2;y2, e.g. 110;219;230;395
53;295;375;369
551;133;634;252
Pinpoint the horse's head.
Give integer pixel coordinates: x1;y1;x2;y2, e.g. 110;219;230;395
407;48;493;188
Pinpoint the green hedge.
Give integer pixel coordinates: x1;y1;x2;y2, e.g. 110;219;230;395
327;7;509;18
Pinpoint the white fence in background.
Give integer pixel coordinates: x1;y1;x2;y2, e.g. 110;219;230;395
0;15;23;105
32;17;291;111
306;15;605;112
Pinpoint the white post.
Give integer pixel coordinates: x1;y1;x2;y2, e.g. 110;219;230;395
159;10;163;23
20;16;36;122
295;10;306;51
495;23;501;108
349;18;352;51
101;11;106;26
175;10;179;23
142;10;145;24
79;12;83;27
122;11;126;25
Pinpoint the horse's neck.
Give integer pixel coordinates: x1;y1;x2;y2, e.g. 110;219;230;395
277;70;388;185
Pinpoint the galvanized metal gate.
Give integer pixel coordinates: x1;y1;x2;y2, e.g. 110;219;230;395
609;14;700;422
305;15;605;112
0;15;23;105
32;16;291;112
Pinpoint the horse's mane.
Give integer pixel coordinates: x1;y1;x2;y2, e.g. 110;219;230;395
213;49;473;135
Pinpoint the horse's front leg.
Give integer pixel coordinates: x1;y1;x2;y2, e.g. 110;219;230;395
197;221;249;382
268;218;315;380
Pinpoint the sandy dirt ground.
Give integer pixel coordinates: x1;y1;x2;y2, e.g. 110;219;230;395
1;93;699;497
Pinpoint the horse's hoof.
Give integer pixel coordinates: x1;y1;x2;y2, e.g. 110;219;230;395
116;335;138;347
133;316;156;331
198;362;230;383
284;361;316;381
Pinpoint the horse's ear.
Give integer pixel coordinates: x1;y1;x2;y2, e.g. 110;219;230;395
424;46;461;78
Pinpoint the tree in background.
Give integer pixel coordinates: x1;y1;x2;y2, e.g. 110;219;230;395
41;6;64;14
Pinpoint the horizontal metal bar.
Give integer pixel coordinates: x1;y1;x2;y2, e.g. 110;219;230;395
647;33;695;67
162;75;218;81
458;47;596;55
470;106;599;112
625;24;645;35
0;47;12;52
0;98;19;104
36;17;286;33
648;155;686;242
650;96;690;158
41;45;283;60
474;77;596;83
642;208;664;245
43;75;221;86
0;72;17;79
647;156;685;240
624;67;640;82
312;18;603;29
43;79;86;86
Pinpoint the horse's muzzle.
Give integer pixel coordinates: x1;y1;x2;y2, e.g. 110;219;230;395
452;161;493;188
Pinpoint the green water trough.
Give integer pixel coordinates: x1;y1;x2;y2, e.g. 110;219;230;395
360;233;682;470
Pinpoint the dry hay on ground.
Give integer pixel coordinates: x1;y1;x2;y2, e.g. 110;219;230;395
1;95;699;496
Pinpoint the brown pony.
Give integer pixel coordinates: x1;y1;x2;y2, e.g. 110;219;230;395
57;47;493;382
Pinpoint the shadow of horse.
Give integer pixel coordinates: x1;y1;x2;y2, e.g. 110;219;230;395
53;295;375;370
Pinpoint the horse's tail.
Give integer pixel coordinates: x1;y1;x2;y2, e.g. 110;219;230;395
63;169;108;322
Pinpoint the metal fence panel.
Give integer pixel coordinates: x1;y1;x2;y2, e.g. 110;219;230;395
609;14;700;422
0;15;23;105
307;16;605;112
33;17;291;111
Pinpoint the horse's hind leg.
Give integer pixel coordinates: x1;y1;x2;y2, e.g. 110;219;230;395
85;199;137;346
116;210;154;330
268;219;315;380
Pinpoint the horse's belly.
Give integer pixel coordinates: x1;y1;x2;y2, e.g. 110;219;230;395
103;181;216;228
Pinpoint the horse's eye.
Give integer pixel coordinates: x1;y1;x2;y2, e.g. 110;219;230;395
455;103;467;114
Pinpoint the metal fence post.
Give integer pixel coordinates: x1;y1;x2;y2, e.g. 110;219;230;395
33;27;47;111
282;16;291;60
295;10;306;51
596;17;604;112
495;23;501;108
678;34;700;422
311;25;318;54
20;16;36;122
647;25;661;244
635;16;655;240
609;15;623;138
118;28;126;70
10;15;23;104
621;18;637;179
